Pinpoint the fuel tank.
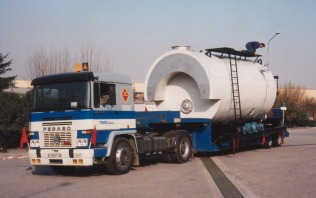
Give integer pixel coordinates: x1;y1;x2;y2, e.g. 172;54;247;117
144;46;276;123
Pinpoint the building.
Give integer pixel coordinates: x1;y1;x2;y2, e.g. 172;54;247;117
5;80;32;94
306;89;316;98
133;82;144;103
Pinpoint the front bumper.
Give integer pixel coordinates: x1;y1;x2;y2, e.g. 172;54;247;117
28;149;94;166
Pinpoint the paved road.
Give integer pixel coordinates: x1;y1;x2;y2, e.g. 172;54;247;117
0;155;221;198
1;127;315;198
212;127;316;198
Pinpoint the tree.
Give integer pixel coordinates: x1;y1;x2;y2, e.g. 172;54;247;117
0;91;32;148
0;52;16;91
274;82;308;126
26;45;113;79
304;97;316;126
26;47;72;79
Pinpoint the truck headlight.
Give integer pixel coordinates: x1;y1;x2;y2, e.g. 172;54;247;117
30;139;40;147
76;138;88;147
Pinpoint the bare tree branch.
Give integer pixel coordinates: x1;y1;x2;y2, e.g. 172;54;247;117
26;45;113;79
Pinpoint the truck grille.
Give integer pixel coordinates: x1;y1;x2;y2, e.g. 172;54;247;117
44;131;72;148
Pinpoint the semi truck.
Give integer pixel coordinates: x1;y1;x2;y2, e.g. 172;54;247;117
27;46;288;175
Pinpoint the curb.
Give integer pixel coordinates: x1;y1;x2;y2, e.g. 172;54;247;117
1;155;29;160
0;148;29;160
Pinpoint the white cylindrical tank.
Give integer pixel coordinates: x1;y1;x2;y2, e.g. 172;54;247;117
144;46;277;123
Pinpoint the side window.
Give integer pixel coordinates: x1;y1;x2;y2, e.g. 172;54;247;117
94;83;116;108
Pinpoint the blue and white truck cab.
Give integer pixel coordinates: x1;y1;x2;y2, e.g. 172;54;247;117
29;72;140;174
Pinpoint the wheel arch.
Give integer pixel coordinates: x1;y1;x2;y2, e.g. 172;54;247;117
105;130;137;157
163;129;192;146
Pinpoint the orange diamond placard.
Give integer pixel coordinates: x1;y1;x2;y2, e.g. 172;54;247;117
121;87;129;103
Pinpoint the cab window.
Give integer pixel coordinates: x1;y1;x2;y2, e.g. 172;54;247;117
94;83;116;108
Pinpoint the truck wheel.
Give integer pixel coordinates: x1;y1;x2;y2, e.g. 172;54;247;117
272;134;282;147
50;166;75;174
105;137;133;175
170;133;192;163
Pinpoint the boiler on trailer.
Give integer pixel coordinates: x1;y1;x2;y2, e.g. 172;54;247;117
144;46;277;124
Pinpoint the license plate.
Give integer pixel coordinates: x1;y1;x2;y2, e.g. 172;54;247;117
48;153;62;158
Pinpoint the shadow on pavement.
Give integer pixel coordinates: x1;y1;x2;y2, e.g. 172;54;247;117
30;154;172;177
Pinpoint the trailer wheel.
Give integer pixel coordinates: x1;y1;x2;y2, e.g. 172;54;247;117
170;133;192;163
264;138;273;149
50;166;75;174
272;134;282;147
105;137;133;175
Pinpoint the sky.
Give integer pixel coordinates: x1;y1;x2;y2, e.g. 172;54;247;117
1;0;316;89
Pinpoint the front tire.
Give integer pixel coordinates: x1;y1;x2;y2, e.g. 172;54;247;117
170;133;192;163
105;137;133;175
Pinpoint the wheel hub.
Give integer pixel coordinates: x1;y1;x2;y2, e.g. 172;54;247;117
116;146;129;167
179;140;189;157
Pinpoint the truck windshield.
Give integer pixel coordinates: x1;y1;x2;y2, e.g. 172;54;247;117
32;82;90;111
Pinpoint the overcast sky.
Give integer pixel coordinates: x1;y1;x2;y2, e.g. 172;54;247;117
1;0;316;89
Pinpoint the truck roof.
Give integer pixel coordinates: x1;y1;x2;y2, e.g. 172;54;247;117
31;72;95;85
31;71;132;86
94;72;132;84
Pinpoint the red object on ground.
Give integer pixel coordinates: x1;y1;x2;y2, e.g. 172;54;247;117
261;134;266;146
20;127;28;149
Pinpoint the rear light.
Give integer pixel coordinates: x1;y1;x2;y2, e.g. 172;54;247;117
31;159;41;164
72;159;84;165
78;159;83;164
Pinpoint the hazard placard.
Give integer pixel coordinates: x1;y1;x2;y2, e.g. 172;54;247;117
82;62;89;71
121;87;129;103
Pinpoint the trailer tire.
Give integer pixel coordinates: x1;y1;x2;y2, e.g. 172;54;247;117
170;133;192;163
105;137;133;175
264;138;273;149
272;134;282;147
50;166;75;174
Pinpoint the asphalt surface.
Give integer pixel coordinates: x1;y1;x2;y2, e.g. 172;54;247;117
1;154;223;198
212;127;316;198
1;127;315;198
